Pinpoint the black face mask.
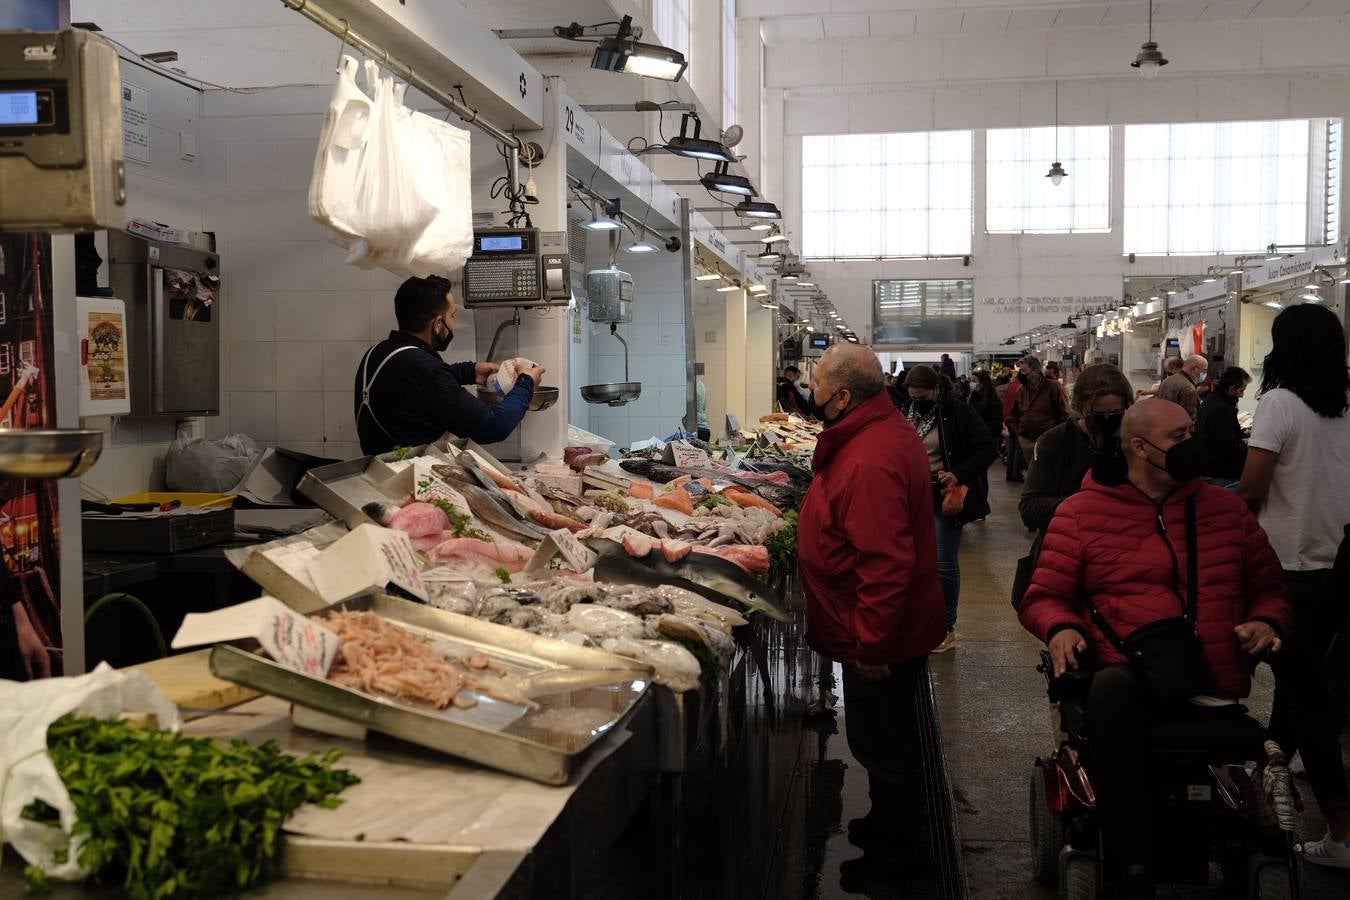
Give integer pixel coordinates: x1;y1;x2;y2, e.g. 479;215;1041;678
909;397;936;416
809;388;844;426
1084;411;1125;452
1017;373;1030;385
431;317;454;353
1141;436;1205;483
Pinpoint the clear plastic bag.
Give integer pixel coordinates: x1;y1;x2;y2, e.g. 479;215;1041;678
164;433;260;493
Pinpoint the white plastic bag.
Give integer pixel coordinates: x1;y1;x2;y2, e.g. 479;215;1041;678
0;664;181;881
345;71;437;274
308;55;373;238
400;111;473;276
164;433;261;492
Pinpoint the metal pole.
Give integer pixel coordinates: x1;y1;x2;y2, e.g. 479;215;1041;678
277;0;523;151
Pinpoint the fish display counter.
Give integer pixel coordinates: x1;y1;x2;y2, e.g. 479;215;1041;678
3;420;821;898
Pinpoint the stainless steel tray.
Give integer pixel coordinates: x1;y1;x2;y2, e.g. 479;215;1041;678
208;593;652;785
297;438;511;528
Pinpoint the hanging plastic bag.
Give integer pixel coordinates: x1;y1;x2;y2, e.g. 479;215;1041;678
400;111;473;277
0;665;180;882
345;71;438;274
308;55;374;239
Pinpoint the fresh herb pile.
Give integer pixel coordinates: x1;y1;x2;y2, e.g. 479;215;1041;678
763;509;799;585
426;497;493;542
20;714;359;899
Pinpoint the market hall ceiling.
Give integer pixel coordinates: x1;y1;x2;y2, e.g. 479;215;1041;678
747;0;1350;42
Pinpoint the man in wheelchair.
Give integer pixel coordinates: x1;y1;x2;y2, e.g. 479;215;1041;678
1018;400;1294;899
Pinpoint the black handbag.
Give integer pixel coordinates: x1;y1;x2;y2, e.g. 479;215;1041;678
1088;496;1214;705
1010;530;1045;612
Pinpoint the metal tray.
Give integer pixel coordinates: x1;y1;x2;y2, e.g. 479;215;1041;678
297;439;512;528
208;593;652;785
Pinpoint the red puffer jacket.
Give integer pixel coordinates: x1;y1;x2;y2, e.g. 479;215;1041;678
799;391;946;666
1018;474;1291;699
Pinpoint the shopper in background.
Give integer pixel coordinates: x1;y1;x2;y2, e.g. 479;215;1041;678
1021;399;1290;899
0;564;50;681
1019;364;1133;532
894;366;997;653
1011;355;1070;479
777;365;810;415
970;370;1006;456
939;352;957;379
1045;361;1062;383
1237;303;1350;867
695;379;711;443
1002;369;1025;482
1197;366;1250;484
1137;356;1184;399
798;344;946;885
1157;354;1208;419
353;276;541;455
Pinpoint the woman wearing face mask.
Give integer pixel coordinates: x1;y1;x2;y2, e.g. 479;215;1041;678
1019;364;1134;532
1238;303;1350;868
892;367;997;653
353;275;544;455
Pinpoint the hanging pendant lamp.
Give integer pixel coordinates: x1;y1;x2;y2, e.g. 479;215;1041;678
1131;0;1169;78
1046;81;1067;186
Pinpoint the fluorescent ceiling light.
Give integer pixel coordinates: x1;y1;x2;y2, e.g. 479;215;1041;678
782;273;799;282
590;16;688;82
748;283;768;293
736;200;781;220
757;249;782;263
749;222;773;232
695;273;722;281
1263;300;1283;309
760;231;789;244
666;113;737;162
716;284;739;293
625;240;658;253
701;162;756;197
797;282;815;287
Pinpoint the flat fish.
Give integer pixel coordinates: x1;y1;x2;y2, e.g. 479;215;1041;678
432;472;551;543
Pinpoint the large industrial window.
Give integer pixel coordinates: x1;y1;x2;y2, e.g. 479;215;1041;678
986;126;1111;233
722;0;736;129
652;0;691;65
1124;119;1342;255
873;279;974;345
802;131;974;259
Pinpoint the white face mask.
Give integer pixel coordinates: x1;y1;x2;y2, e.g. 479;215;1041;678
1195;372;1208;384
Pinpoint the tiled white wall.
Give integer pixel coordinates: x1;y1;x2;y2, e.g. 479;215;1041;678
201;86;407;463
581;237;690;448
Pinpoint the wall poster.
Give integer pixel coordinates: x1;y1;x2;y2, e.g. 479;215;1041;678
0;234;63;676
78;297;131;416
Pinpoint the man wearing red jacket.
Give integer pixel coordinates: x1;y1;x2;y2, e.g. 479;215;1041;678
1002;368;1025;481
798;344;946;883
1019;399;1291;899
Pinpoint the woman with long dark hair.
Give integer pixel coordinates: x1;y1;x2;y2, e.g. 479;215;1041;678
1238;302;1350;868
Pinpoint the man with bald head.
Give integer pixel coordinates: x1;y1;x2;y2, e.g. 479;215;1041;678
1157;353;1209;419
1018;399;1290;898
798;344;946;884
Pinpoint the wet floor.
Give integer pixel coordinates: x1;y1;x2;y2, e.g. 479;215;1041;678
774;467;1350;900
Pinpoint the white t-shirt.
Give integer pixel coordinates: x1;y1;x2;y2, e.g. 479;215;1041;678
1247;387;1350;571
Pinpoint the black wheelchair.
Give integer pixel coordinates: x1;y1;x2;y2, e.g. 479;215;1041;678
1029;651;1302;899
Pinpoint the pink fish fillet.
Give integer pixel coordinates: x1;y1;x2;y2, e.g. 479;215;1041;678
693;543;770;575
411;531;455;553
427;537;534;572
621;532;654;559
390;502;450;538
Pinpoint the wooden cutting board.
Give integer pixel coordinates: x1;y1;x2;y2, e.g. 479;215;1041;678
130;649;258;711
